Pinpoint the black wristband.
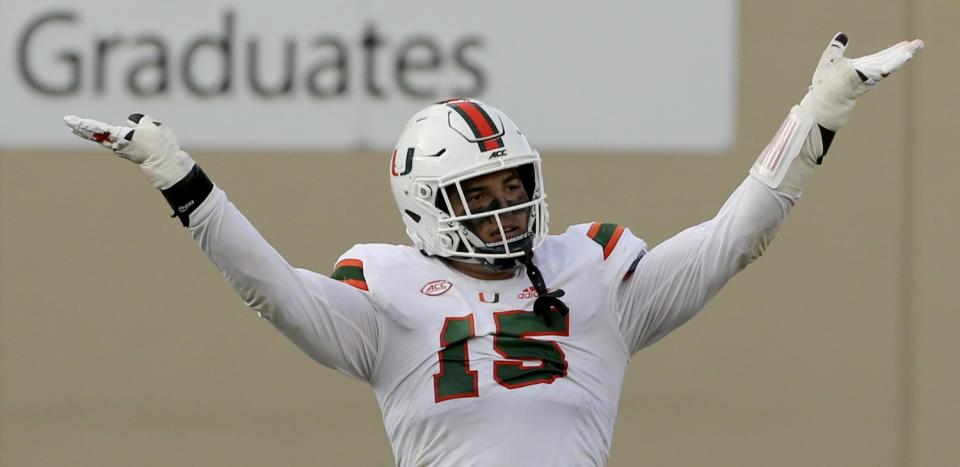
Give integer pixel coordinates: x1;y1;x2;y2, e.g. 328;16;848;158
161;164;213;227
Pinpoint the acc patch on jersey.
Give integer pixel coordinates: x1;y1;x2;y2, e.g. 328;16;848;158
421;280;453;296
587;222;626;260
332;259;369;291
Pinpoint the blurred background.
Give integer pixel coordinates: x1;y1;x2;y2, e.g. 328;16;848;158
1;0;956;466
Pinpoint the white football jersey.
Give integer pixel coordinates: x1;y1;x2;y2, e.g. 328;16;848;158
187;175;793;466
334;221;645;467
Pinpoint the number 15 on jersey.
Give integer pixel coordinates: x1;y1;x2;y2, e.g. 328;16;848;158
433;309;569;403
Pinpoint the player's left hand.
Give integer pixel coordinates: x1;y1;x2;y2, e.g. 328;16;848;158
800;33;924;131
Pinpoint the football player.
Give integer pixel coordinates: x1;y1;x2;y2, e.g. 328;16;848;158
64;34;922;466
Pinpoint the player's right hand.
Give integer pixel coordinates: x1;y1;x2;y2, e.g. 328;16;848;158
63;113;195;190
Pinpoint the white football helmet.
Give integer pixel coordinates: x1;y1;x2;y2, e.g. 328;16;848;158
389;98;548;270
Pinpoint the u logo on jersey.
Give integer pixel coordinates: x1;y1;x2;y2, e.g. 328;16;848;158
479;292;500;303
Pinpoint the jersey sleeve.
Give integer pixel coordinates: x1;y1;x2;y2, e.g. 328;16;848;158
187;186;380;381
617;176;795;354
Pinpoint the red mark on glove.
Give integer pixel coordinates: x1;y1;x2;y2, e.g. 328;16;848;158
92;132;111;143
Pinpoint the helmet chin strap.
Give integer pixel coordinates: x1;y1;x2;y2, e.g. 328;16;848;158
517;249;569;326
437;213;567;324
438;249;568;326
431;242;567;326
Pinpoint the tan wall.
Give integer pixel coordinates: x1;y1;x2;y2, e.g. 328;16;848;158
1;1;955;466
910;0;960;465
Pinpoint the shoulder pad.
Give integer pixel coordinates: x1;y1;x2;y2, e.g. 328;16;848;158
331;243;423;292
331;258;368;291
552;223;647;284
586;222;627;260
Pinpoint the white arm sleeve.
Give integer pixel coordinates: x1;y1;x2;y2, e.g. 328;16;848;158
188;187;380;381
618;176;794;354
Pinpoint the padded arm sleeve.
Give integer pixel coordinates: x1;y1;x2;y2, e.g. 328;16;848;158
617;177;794;354
188;187;380;381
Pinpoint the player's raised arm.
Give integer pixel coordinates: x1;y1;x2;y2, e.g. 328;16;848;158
63;114;380;381
617;34;923;354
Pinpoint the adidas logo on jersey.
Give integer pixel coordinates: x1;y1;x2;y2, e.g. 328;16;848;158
517;286;538;300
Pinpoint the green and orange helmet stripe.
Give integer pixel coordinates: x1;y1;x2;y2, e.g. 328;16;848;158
445;99;505;152
587;222;626;260
331;258;369;291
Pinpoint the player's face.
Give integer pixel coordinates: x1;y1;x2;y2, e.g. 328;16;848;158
446;169;530;244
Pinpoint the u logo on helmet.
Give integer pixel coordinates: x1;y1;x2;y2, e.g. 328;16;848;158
391;147;447;177
390;148;414;176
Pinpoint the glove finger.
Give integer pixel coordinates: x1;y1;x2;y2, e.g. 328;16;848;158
63;115;133;149
856;40;922;68
852;39;924;84
64;115;110;140
879;39;924;73
821;32;849;62
855;41;909;70
812;33;849;84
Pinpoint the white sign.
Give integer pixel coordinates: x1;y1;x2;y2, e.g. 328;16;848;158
0;0;738;151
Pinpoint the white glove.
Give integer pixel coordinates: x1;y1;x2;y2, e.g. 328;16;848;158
751;33;923;197
800;33;924;131
63;114;195;190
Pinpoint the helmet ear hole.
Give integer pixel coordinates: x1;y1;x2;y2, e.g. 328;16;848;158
515;163;537;198
434;188;451;215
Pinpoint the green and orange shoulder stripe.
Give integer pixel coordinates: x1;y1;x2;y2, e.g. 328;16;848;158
586;222;627;260
583;222;647;281
331;258;369;291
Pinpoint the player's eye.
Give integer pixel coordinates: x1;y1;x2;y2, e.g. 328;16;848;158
466;192;486;205
505;183;528;201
